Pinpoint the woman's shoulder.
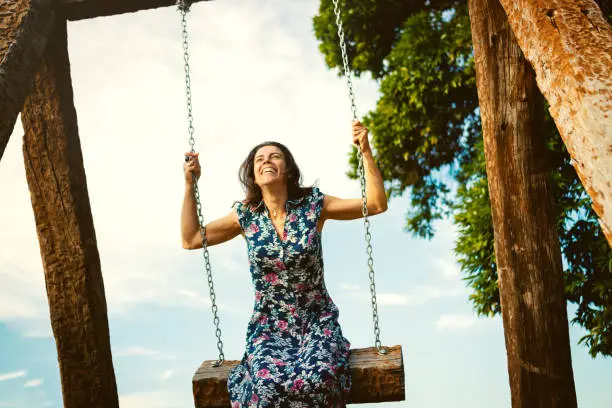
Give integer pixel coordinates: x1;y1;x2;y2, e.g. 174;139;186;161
232;199;260;217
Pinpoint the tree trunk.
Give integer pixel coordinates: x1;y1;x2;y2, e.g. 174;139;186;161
0;0;54;161
468;0;577;407
496;0;612;247
20;20;119;408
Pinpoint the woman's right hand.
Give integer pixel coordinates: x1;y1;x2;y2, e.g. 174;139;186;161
184;152;201;184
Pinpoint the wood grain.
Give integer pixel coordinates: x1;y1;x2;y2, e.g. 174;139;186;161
496;0;612;247
0;0;54;160
468;0;577;406
20;19;119;408
56;0;212;21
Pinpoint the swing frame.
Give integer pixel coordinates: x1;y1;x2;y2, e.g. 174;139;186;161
0;0;405;406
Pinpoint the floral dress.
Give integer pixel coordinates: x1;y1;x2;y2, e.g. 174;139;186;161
227;187;351;407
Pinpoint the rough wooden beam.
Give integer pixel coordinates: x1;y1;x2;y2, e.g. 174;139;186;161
56;0;211;21
468;0;577;406
20;19;119;408
192;345;404;407
496;0;612;247
0;0;54;161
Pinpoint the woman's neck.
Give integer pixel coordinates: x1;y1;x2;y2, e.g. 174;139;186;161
261;185;287;217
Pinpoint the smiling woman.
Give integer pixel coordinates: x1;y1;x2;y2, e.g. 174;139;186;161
181;123;395;407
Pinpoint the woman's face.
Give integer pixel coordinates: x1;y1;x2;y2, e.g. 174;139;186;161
253;145;287;188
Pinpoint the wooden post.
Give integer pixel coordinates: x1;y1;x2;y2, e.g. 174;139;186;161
468;0;578;406
20;20;119;408
0;0;54;160
496;0;612;246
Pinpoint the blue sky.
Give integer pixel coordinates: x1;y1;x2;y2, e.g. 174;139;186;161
0;1;610;407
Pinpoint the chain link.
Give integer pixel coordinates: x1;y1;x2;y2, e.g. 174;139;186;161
178;3;225;366
331;0;386;354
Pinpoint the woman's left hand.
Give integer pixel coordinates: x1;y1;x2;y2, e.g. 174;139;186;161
352;120;371;154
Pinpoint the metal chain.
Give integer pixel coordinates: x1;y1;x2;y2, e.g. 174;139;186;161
331;0;386;355
178;2;225;366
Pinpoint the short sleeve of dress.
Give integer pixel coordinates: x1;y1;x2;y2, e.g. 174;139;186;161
309;186;326;221
232;201;250;232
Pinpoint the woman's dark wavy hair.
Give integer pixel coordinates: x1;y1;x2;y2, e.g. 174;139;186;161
239;141;312;207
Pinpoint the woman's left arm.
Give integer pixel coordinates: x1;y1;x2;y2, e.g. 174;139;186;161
320;121;388;223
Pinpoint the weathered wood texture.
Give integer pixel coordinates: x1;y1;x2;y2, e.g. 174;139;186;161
496;0;612;247
0;0;54;161
56;0;211;21
20;20;119;408
468;0;577;407
193;346;404;407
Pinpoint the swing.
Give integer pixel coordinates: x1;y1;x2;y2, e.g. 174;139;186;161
176;1;405;405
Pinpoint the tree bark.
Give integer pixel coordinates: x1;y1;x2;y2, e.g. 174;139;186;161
0;0;54;161
56;0;210;21
468;0;577;407
496;0;612;247
20;20;119;408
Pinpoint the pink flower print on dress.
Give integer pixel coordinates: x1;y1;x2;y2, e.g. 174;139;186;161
253;334;270;345
288;213;297;223
272;358;287;367
255;291;262;301
306;203;317;221
248;223;259;236
232;402;240;408
251;394;259;404
275;260;286;271
256;368;271;379
276;320;288;330
282;230;288;241
320;311;332;320
289;305;299;318
323;328;332;337
258;314;268;325
307;231;315;245
296;283;306;292
264;273;278;285
291;378;304;392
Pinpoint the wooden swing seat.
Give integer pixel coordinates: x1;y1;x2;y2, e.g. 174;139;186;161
192;345;405;407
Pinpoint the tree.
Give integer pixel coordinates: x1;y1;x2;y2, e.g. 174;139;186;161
313;0;612;357
495;0;612;248
469;0;576;404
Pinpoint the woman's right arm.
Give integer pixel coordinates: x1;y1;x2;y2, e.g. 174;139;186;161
181;153;242;249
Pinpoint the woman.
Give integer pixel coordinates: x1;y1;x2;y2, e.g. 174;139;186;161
181;121;387;407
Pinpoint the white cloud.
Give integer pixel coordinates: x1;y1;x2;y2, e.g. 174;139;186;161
376;293;411;306
119;391;185;408
24;379;44;388
0;371;27;382
434;258;461;280
436;314;479;330
343;284;466;307
160;370;175;380
114;347;172;360
340;283;360;292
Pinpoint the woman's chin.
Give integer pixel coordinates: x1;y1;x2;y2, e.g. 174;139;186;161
257;177;285;188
